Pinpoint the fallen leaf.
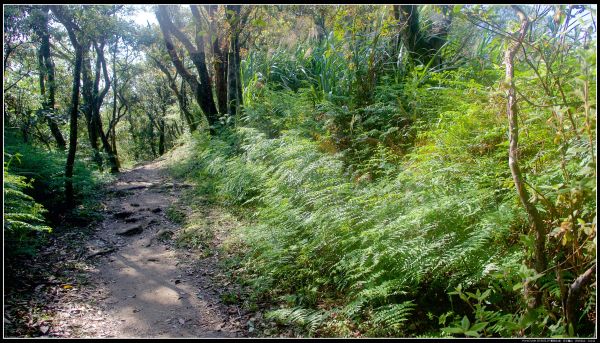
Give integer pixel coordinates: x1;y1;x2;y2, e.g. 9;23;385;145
40;325;49;334
62;285;73;289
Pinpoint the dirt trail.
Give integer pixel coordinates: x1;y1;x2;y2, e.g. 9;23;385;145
63;160;244;338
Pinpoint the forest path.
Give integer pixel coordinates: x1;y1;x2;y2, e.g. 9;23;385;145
67;160;244;338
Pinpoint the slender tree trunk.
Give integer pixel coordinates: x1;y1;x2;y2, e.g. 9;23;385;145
158;118;165;155
148;122;157;158
110;126;120;169
226;5;241;118
35;6;66;150
504;6;546;309
209;5;228;115
156;6;219;134
97;120;119;173
92;41;119;173
565;265;596;332
235;34;243;112
151;55;197;131
82;49;103;167
109;39;121;171
53;8;83;207
179;79;197;131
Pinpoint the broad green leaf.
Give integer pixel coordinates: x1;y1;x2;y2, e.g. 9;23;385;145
470;322;488;332
461;316;470;331
442;327;464;334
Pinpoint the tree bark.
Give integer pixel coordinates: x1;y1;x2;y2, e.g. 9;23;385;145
93;41;119;173
504;6;546;309
111;38;119;156
156;6;219;134
208;5;228;115
394;5;450;67
52;7;82;208
565;265;596;332
34;6;66;150
158;118;165;155
81;46;102;167
226;5;242;118
151;55;197;131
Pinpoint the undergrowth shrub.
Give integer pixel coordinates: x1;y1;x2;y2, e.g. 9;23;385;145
167;63;594;337
4;132;111;225
4;153;53;256
167;124;526;337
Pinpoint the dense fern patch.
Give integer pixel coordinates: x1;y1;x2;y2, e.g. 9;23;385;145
166;56;595;336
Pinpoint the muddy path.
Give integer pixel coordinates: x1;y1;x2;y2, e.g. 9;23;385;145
4;160;248;338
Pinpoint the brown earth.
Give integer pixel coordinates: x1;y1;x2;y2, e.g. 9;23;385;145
4;160;250;338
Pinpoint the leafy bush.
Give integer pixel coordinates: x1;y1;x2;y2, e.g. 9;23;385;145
168;56;595;336
4;153;52;256
167;122;527;336
4;132;111;224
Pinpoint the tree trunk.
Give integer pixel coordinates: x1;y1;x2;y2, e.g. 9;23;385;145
179;78;197;131
52;7;82;208
209;5;228;115
34;6;66;150
107;36;121;171
148;121;157;158
226;5;241;118
158;118;165;155
93;42;119;173
156;6;219;134
394;5;449;67
81;48;103;167
565;265;596;332
504;6;546;309
151;55;197;131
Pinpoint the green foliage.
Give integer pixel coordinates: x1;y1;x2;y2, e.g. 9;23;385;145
266;307;328;336
4;132;110;224
170;38;595;335
168;118;528;336
441;280;572;338
4;153;52;256
91;3;597;338
165;204;186;224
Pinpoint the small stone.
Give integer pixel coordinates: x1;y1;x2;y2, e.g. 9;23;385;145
116;224;143;236
114;211;134;219
124;217;141;223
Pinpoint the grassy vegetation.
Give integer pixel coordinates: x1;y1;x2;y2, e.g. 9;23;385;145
164;47;596;336
3;4;595;339
4;130;112;256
